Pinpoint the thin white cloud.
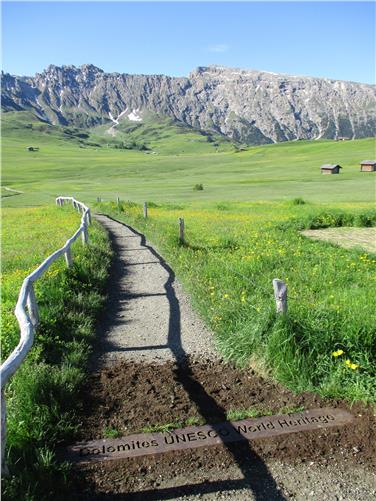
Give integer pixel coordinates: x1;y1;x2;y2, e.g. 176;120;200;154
207;44;229;53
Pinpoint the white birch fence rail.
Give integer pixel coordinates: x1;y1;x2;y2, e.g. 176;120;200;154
1;197;91;471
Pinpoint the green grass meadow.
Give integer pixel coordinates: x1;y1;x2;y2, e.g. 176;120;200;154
1;109;376;497
1;206;112;499
2;206;81;359
98;200;376;404
2;111;375;208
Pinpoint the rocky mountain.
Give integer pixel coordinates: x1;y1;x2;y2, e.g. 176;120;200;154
2;64;376;144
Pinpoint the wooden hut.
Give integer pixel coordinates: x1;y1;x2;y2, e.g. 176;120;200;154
321;164;342;175
360;160;376;172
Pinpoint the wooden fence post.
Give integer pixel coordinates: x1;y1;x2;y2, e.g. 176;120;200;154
26;285;39;326
87;209;92;225
65;247;73;267
273;279;288;315
117;196;120;208
143;202;148;219
81;226;88;245
179;218;185;244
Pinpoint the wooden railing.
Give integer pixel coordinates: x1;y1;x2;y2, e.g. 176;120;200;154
1;197;91;472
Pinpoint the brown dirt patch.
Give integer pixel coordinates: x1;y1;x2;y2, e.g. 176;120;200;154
70;358;376;499
302;227;376;253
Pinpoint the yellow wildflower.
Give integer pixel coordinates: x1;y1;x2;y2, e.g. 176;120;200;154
345;359;359;370
332;349;344;357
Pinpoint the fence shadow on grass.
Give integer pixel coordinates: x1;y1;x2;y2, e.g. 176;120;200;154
82;214;286;501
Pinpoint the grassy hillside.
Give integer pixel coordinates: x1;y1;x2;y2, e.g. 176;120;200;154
1;111;102;147
90;112;235;155
2;111;375;208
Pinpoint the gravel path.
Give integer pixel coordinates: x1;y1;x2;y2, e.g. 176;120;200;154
95;214;218;366
87;215;376;501
164;461;376;501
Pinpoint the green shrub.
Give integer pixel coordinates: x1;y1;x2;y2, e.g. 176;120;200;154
354;210;376;227
216;202;231;211
306;209;376;229
278;209;376;231
193;183;204;191
291;197;306;205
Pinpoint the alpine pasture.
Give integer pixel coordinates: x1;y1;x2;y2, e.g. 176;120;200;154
2;111;375;403
1;110;375;497
2;111;375;207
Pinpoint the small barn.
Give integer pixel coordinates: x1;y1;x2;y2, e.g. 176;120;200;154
360;160;376;172
321;164;342;175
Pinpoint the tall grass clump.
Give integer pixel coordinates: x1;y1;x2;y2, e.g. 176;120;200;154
98;200;376;404
277;208;376;231
1;207;112;500
291;197;306;205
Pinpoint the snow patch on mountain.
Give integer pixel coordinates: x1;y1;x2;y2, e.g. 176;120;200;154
128;109;142;122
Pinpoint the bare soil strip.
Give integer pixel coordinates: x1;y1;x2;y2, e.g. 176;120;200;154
71;215;376;500
302;227;376;253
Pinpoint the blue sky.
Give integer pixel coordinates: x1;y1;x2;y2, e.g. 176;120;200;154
2;1;375;83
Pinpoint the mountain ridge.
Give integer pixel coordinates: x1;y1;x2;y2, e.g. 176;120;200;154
6;63;373;85
2;64;376;144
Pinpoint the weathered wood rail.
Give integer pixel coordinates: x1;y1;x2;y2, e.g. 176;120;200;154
1;197;91;472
